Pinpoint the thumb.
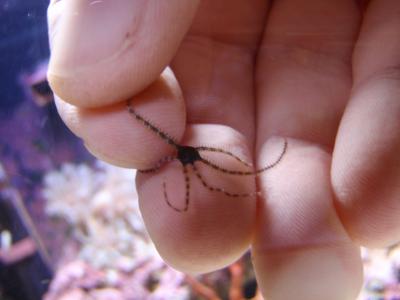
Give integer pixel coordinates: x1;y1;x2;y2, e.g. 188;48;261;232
47;0;199;108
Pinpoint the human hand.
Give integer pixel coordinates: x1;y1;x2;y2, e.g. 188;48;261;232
47;1;400;299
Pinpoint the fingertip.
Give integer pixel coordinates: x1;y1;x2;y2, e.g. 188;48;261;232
253;139;363;299
136;124;257;274
332;162;400;248
54;71;186;169
333;195;400;248
47;0;199;107
334;0;400;248
252;242;363;300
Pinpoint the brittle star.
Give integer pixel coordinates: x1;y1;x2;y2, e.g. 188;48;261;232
127;100;288;212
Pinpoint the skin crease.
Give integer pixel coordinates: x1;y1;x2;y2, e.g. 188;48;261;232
47;0;400;299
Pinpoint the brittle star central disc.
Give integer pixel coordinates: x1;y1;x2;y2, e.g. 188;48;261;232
127;99;288;212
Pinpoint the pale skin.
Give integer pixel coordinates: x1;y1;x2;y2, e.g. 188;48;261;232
48;0;400;299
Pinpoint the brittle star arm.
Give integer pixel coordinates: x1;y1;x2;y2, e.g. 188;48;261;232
138;155;176;173
199;138;288;176
163;164;190;212
253;138;288;174
195;146;253;168
127;99;179;148
191;163;256;198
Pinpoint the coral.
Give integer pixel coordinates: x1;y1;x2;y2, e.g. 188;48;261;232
358;245;400;300
41;161;400;300
42;161;189;299
42;161;157;269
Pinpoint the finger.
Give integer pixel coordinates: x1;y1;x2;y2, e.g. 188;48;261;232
136;124;257;274
332;0;400;247
255;0;360;147
50;0;267;276
254;0;362;298
171;0;269;140
55;69;185;169
47;0;199;107
134;0;269;273
252;140;363;300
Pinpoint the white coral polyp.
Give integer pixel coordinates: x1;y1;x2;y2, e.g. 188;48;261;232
42;161;189;298
42;161;154;269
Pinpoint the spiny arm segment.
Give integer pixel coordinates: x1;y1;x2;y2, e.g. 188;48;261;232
252;138;288;174
191;164;256;198
163;165;190;212
196;146;253;168
127;100;178;148
199;138;288;176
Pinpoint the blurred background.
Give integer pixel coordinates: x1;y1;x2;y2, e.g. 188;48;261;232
0;1;399;299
